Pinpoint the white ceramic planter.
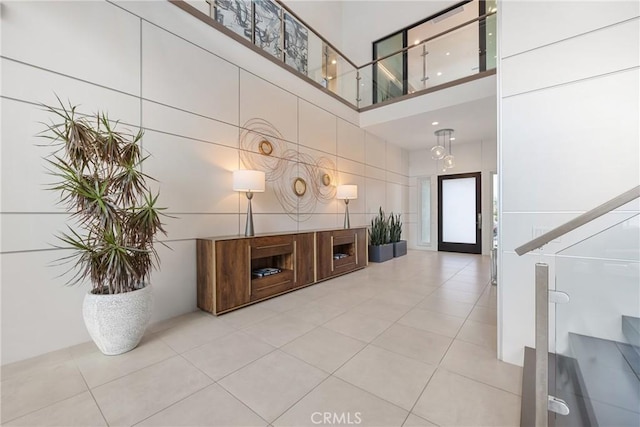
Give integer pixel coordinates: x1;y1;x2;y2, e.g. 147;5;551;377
82;284;153;355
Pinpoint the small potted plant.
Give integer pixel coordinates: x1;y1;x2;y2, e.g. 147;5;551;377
389;212;407;257
42;99;167;355
368;207;394;262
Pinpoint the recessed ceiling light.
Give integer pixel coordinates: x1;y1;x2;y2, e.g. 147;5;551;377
450;137;456;141
437;72;442;76
432;121;439;125
446;52;450;56
327;76;333;80
414;40;420;45
489;33;493;36
331;59;337;64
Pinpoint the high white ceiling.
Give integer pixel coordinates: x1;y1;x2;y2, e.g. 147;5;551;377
362;96;497;151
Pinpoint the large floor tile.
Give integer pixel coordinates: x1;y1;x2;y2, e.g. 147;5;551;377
413;369;520;427
441;340;522;395
218;350;327;422
290;283;334;300
476;285;498;308
416;296;474;318
372;289;425;307
242;314;317;347
372;323;452;365
314;290;368;310
1;360;88;422
285;302;346;325
1;347;72;381
468;305;497;326
273;376;408;427
182;331;275;380
257;292;311;313
158;315;235;353
403;413;437;426
428;288;480;305
91;356;212;426
352;298;414;322
75;336;177;388
281;327;366;373
218;304;279;329
398;308;465;338
137;384;267;426
335;345;436;411
146;310;209;335
5;391;106;427
324;312;393;342
457;319;497;350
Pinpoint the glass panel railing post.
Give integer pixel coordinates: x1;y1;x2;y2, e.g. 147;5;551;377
356;70;361;108
535;263;549;427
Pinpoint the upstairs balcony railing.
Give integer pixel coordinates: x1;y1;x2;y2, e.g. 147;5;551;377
171;0;497;110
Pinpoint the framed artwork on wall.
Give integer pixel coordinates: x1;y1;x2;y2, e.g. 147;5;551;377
284;13;308;75
254;0;282;59
214;0;252;41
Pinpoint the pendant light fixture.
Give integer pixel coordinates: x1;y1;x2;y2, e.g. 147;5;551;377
433;128;455;170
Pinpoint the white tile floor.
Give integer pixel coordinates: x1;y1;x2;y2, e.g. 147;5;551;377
1;251;522;426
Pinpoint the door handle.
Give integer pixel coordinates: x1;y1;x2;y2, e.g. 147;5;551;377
477;213;482;230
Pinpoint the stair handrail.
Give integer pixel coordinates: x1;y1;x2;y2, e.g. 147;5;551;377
515;185;640;256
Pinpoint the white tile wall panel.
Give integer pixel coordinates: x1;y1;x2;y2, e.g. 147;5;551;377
142;101;239;149
241;214;299;235
1;99;65;212
500;0;640;58
502;19;640;97
386;171;407;186
298;100;337;155
502;68;640;212
143;131;239;214
0;214;68;253
1;59;140;127
365;178;386;214
337;119;365;163
149;240;199;325
364;132;386;169
365;165;386;181
142;22;239;125
1;1;141;95
239;71;298;143
298;214;340;231
1;250;91;364
386;143;404;175
337;158;365;176
159;213;240;242
386;182;404;214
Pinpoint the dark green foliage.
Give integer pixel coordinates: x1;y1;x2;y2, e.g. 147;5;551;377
369;207;390;246
389;212;402;243
41;98;167;295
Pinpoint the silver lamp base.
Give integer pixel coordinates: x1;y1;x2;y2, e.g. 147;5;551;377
245;192;255;237
343;199;351;229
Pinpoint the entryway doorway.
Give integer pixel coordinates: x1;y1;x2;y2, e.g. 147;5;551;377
438;172;481;254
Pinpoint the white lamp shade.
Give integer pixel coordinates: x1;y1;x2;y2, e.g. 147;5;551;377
233;170;265;192
336;184;358;200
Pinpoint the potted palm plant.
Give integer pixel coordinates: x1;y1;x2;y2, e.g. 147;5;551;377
389;212;407;257
368;207;393;262
42;99;166;355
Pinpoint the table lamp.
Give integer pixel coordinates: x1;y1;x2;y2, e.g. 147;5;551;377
336;184;357;229
233;170;265;236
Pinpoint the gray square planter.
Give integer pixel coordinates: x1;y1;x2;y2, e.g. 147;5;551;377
369;243;394;263
393;240;407;257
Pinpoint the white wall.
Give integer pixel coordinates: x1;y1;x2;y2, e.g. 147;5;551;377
0;0;409;364
408;140;497;255
498;0;640;366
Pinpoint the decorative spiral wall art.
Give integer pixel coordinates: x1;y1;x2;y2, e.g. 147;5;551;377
239;118;337;221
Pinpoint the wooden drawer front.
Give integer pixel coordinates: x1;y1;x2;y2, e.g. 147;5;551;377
250;235;294;259
251;270;294;301
334;256;356;270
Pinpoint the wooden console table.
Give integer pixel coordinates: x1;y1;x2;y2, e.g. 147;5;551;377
197;228;367;314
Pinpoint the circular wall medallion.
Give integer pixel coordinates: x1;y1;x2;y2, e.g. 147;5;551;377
258;140;273;156
293;177;307;197
321;173;331;186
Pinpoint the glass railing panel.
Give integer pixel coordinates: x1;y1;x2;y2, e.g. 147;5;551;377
306;31;324;85
332;57;357;106
253;0;282;60
357;63;398;109
554;209;640;426
213;0;252;41
418;20;481;90
484;12;497;70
